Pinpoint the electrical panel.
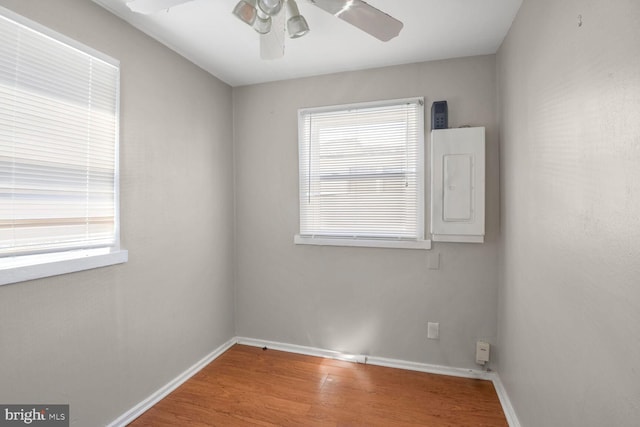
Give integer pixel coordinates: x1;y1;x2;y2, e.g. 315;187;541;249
431;127;485;243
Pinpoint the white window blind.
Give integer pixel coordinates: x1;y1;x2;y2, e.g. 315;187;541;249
298;97;424;242
0;10;120;257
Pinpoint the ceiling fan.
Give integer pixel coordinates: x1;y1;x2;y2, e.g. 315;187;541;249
125;0;403;59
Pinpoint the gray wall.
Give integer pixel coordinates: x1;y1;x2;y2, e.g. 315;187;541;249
497;0;640;425
234;56;501;369
11;0;639;424
0;1;235;425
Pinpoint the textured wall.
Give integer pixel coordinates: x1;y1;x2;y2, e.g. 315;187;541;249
0;1;235;425
497;0;640;425
233;56;500;369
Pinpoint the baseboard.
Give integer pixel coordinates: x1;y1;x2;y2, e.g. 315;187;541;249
490;374;522;427
237;337;491;380
106;337;236;427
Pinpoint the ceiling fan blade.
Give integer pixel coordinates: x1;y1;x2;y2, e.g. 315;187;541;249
125;0;194;14
260;10;286;60
309;0;403;42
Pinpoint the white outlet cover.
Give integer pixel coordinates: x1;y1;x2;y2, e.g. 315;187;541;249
427;322;439;339
428;253;441;270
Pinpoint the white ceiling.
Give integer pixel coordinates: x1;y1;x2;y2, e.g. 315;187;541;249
92;0;522;87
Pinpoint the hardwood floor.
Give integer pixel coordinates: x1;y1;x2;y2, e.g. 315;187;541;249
129;344;507;426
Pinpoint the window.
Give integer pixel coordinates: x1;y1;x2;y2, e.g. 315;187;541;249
0;7;126;285
296;97;430;249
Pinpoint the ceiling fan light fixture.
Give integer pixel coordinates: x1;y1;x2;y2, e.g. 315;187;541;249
253;14;272;34
287;15;309;38
286;0;309;38
257;0;283;16
232;0;258;26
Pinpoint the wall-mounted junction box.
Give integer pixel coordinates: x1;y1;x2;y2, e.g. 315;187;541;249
476;341;490;365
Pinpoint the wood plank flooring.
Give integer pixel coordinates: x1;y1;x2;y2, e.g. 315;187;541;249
129;344;507;426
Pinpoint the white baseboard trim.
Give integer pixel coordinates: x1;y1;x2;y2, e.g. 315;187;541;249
237;337;491;380
490;374;522;427
106;337;236;427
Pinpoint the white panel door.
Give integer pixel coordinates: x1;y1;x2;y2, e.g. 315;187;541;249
431;127;485;243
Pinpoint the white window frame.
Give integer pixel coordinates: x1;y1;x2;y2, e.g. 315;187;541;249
295;97;431;250
0;7;127;286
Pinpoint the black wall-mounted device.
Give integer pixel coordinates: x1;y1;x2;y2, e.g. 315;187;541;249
431;101;448;130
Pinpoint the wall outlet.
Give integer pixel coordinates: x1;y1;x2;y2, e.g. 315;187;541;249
427;322;439;339
428;252;441;270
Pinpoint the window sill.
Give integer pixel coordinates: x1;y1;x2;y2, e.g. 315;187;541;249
0;248;128;286
294;235;432;250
